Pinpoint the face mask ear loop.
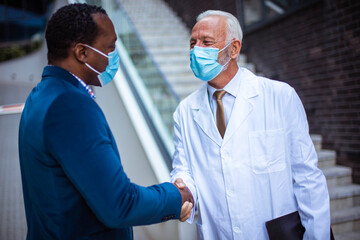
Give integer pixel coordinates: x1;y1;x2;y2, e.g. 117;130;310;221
222;57;231;67
219;40;233;53
84;44;109;58
218;40;233;68
85;63;101;75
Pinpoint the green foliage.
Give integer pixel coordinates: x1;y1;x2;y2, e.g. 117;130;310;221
0;40;43;62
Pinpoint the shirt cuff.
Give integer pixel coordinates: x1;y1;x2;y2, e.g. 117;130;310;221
185;184;196;224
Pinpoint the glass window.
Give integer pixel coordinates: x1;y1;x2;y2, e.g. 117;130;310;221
240;0;320;32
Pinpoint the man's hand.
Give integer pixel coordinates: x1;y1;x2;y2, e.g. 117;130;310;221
180;201;193;222
173;178;194;222
174;178;193;204
174;178;186;190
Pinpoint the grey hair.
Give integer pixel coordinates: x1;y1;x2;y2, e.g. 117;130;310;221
197;10;243;43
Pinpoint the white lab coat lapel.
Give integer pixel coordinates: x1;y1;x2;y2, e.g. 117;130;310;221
191;84;223;147
223;69;259;146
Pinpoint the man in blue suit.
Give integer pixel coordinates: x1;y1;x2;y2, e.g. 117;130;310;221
18;3;193;239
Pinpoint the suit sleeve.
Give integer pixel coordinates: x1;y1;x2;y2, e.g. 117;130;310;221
285;87;331;239
170;105;197;223
43;92;181;228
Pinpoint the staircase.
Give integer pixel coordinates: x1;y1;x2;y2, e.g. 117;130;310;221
117;0;360;238
118;0;255;100
313;135;360;239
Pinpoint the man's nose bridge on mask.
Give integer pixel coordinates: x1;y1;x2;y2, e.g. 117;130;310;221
191;39;205;48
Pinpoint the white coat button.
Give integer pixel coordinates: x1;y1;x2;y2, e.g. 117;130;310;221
233;226;240;233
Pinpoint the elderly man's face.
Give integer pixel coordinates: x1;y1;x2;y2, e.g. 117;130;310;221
190;15;229;65
190;16;227;50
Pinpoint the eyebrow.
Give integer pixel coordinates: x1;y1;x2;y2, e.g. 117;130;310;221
203;37;216;41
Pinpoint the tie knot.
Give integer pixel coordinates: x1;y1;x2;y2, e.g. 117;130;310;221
214;90;227;101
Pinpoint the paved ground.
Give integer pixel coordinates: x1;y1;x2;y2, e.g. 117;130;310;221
0;99;29;239
0;1;62;237
0;82;34;240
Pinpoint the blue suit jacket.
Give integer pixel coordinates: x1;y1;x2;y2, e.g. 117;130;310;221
18;66;181;240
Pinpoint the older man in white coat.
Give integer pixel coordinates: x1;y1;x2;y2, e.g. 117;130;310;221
171;10;331;240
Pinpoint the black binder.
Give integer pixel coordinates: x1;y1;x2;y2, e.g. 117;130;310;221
266;211;305;240
266;211;335;240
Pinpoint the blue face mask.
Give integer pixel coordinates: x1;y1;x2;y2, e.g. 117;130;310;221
190;41;232;81
84;44;119;86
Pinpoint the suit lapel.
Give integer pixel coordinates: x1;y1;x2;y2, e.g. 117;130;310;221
223;69;259;146
192;84;223;147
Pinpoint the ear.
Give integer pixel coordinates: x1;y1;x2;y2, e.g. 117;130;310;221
230;39;242;60
73;43;88;63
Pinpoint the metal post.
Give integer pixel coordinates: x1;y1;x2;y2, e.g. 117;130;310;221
236;0;246;32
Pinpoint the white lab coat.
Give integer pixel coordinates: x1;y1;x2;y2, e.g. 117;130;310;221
171;68;330;240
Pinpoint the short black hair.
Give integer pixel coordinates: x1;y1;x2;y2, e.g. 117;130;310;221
45;3;107;62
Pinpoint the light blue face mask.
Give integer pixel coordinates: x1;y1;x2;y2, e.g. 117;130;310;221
190;41;232;81
84;44;119;86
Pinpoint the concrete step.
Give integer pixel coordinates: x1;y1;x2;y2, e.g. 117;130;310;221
137;27;189;36
167;74;198;84
331;206;360;234
155;55;190;65
124;5;174;12
127;12;177;19
173;86;202;100
147;45;188;54
334;230;360;240
317;149;337;168
140;39;188;48
152;52;190;63
135;25;189;34
132;18;184;26
172;81;203;92
122;1;173;12
323;165;353;188
160;65;193;76
138;31;189;40
126;11;175;18
329;184;360;212
311;134;322;151
134;24;187;33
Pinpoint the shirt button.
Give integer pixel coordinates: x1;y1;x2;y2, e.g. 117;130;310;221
233;226;241;233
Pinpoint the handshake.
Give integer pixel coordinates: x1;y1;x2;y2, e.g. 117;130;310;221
173;178;193;222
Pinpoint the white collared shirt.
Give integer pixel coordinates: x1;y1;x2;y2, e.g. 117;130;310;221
71;73;96;99
207;70;242;127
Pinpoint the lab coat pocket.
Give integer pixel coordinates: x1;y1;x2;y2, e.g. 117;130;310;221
249;129;286;174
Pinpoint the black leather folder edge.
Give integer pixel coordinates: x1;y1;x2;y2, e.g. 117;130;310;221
265;211;305;240
265;211;335;240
